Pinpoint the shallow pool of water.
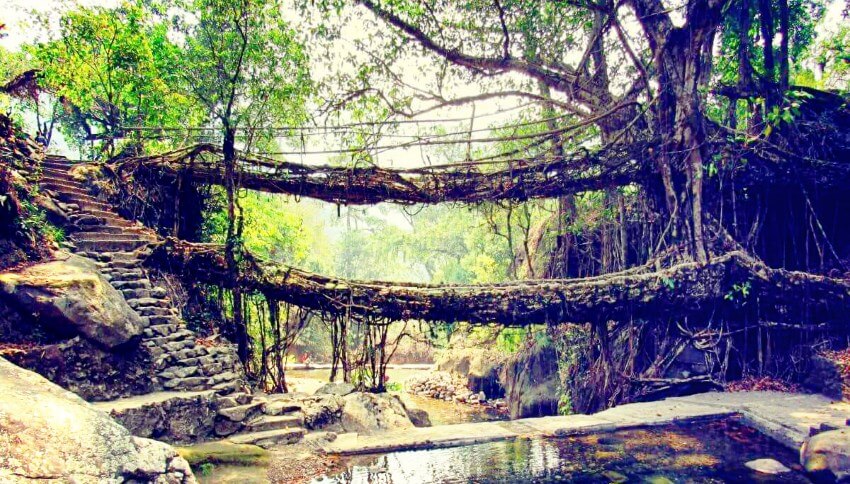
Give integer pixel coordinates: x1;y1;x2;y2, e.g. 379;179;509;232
314;419;810;483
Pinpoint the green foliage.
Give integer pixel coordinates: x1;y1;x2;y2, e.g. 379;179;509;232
203;190;312;264
199;463;215;476
816;25;850;90
174;0;312;135
724;280;752;305
495;327;527;354
550;324;590;415
27;1;200;155
18;199;65;244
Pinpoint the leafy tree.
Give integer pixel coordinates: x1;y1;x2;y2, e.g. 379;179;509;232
28;2;198;156
173;0;312;364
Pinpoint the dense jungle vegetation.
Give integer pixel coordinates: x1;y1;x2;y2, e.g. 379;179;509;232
3;0;850;412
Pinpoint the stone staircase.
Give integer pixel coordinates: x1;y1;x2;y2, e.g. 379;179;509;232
97;390;320;448
35;155;242;394
216;392;310;448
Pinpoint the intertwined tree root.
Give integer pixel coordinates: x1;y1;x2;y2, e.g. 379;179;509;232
149;238;850;327
113;141;651;204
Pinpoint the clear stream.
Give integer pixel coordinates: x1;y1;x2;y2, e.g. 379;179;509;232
313;419;810;483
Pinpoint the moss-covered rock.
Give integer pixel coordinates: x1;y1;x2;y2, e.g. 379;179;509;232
177;441;270;467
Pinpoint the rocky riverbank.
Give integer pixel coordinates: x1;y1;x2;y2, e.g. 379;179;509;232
405;370;508;410
0;356;196;483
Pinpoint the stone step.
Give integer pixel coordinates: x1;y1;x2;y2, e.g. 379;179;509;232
212;380;242;394
218;402;264;422
41;167;73;179
144;330;195;345
146;324;181;336
110;279;151;290
127;297;170;309
72;232;156;243
262;400;303;416
71;213;138;229
69;214;107;228
143;325;181;338
80;225;143;235
110;276;148;286
41;175;86;189
55;192;112;211
74;207;122;219
122;288;151;300
158;365;200;379
163;376;211;391
244;414;304;433
73;239;151;253
106;268;144;276
41;160;74;170
41;180;91;196
147;315;180;326
135;306;175;317
107;258;143;268
228;428;306;448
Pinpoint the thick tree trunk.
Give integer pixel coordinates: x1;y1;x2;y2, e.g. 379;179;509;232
223;125;249;365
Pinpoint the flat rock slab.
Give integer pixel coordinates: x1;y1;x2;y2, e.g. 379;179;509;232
321;391;850;456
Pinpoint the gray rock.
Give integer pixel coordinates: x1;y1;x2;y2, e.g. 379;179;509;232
801;428;850;481
218;402;263;422
745;458;791;474
501;342;560;419
6;336;155;401
803;355;844;399
214;418;244;437
302;394;344;430
0;253;144;348
0;356;196;483
437;347;505;398
263;399;303;416
314;381;356;396
107;392;219;445
340;392;415;434
404;407;432;427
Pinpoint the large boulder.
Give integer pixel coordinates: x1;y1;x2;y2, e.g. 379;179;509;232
501;343;560;419
436;347;505;398
0;253;144;348
0;356;195;483
340;392;415;434
801;428;850;481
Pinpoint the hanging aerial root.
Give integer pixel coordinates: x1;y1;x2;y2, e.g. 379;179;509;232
112;141;652;204
148;239;850;326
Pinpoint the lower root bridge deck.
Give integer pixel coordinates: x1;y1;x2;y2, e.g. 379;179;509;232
150;239;850;327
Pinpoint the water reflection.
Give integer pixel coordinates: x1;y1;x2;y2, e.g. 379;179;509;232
315;419;811;483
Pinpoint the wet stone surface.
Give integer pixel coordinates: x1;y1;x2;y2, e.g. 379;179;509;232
316;419;811;483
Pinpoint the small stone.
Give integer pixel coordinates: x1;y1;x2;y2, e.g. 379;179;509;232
314;382;356;396
601;470;628;483
745;458;791;475
211;371;239;384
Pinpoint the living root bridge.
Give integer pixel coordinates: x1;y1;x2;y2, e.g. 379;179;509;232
113;142;651;205
149;239;850;326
